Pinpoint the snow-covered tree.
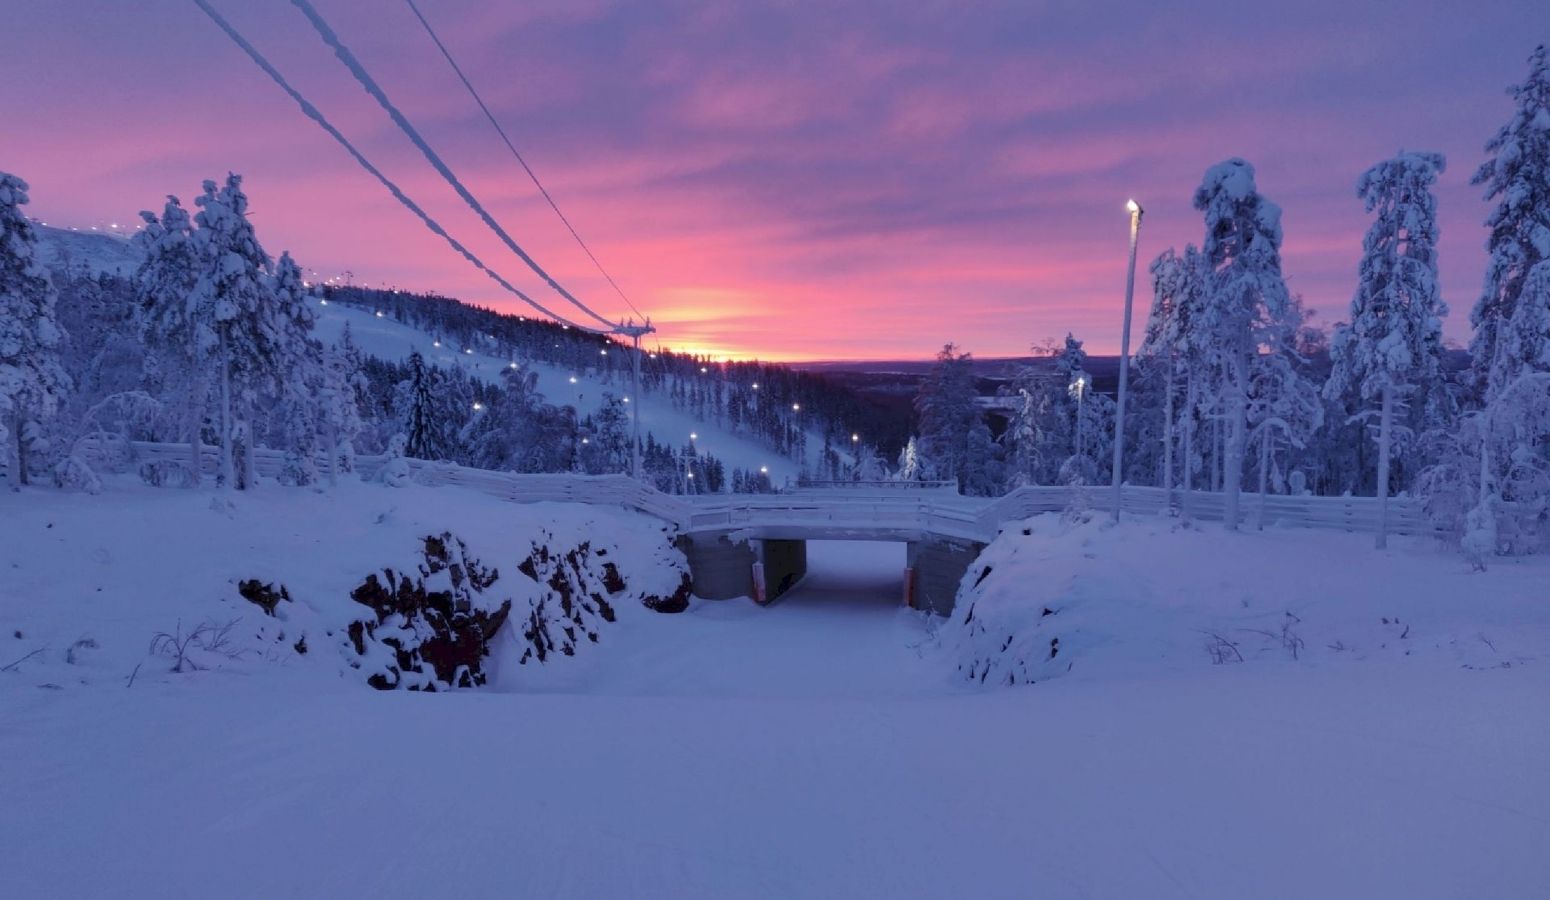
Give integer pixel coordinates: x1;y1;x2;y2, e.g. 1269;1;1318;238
135;195;209;484
263;251;326;485
0;172;71;488
191;174;279;488
915;344;999;494
896;436;937;482
1491;260;1550;390
1193;158;1294;529
397;350;455;461
318;329;366;483
1326;151;1449;547
1471;45;1550;397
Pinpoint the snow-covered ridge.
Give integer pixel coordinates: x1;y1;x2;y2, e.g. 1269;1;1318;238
944;512;1548;685
33;224;140;277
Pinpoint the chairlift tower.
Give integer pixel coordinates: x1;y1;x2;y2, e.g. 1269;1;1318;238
614;320;656;481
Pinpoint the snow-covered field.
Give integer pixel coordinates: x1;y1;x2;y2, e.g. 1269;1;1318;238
3;479;1548;898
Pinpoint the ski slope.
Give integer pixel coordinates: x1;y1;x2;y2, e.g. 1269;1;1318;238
311;300;807;483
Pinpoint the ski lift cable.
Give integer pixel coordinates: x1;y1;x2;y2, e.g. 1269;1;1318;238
190;0;607;335
290;0;623;331
403;0;647;324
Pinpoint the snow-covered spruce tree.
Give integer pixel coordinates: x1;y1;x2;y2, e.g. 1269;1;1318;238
1138;250;1183;494
0;172;71;488
318;331;366;483
1491;259;1550;390
1247;339;1323;529
396;350;450;461
914;344;1000;495
1325;152;1449;547
134;196;210;484
190;175;275;488
265;252;325;486
1000;387;1043;488
1471;45;1550;398
895;436;937;482
1193;159;1295;529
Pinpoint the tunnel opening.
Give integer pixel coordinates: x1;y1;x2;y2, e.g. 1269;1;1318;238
768;540;907;612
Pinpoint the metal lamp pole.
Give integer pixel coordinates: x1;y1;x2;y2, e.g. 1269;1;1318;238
1111;199;1143;522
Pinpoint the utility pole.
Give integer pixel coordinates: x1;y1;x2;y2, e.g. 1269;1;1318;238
1111;199;1143;522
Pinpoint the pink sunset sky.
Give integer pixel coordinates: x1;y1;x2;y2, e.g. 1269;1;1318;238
2;0;1543;360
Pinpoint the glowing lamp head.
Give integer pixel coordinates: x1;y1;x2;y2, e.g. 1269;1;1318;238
1126;199;1143;216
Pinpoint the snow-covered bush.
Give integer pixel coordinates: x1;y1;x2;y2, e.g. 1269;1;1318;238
374;433;412;487
343;532;513;691
51;452;102;494
138;458;198;488
511;530;691;667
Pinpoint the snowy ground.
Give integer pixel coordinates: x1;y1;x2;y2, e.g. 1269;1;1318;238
3;483;1548;898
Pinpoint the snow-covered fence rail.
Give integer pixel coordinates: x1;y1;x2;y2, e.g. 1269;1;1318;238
80;439;1444;540
78;439;696;527
978;485;1443;537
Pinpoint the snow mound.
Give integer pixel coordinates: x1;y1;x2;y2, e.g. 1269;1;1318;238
943;513;1549;685
0;476;691;693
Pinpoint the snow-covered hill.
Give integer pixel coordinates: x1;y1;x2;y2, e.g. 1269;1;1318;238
311;300;806;484
33;224;809;484
33;224;140;276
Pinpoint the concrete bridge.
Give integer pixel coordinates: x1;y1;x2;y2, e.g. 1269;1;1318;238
678;485;993;614
90;441;1446;616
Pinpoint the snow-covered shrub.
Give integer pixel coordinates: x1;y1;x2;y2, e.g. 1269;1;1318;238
509;529;691;666
237;579;292;617
513;539;618;664
52;453;101;494
138;458;197;488
374;433;411;487
343;532;513;691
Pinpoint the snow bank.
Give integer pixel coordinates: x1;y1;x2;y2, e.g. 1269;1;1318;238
0;476;689;692
944;512;1549;685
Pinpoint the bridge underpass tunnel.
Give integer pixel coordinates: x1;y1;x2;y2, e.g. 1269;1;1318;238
679;532;984;614
763;540;906;610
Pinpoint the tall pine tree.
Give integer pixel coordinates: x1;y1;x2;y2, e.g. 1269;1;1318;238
1193;159;1294;529
1472;45;1550;398
0;172;70;487
1326;151;1449;547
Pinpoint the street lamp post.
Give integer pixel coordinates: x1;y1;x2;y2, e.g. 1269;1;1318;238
1111;199;1144;522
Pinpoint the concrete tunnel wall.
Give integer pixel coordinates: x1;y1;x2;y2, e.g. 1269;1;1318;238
680;532;985;615
906;538;986;616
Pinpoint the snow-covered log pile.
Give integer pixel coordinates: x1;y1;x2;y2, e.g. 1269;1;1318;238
943;513;1548;686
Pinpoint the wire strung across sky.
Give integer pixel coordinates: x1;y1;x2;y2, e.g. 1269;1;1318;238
189;0;609;334
403;0;647;325
289;0;632;332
